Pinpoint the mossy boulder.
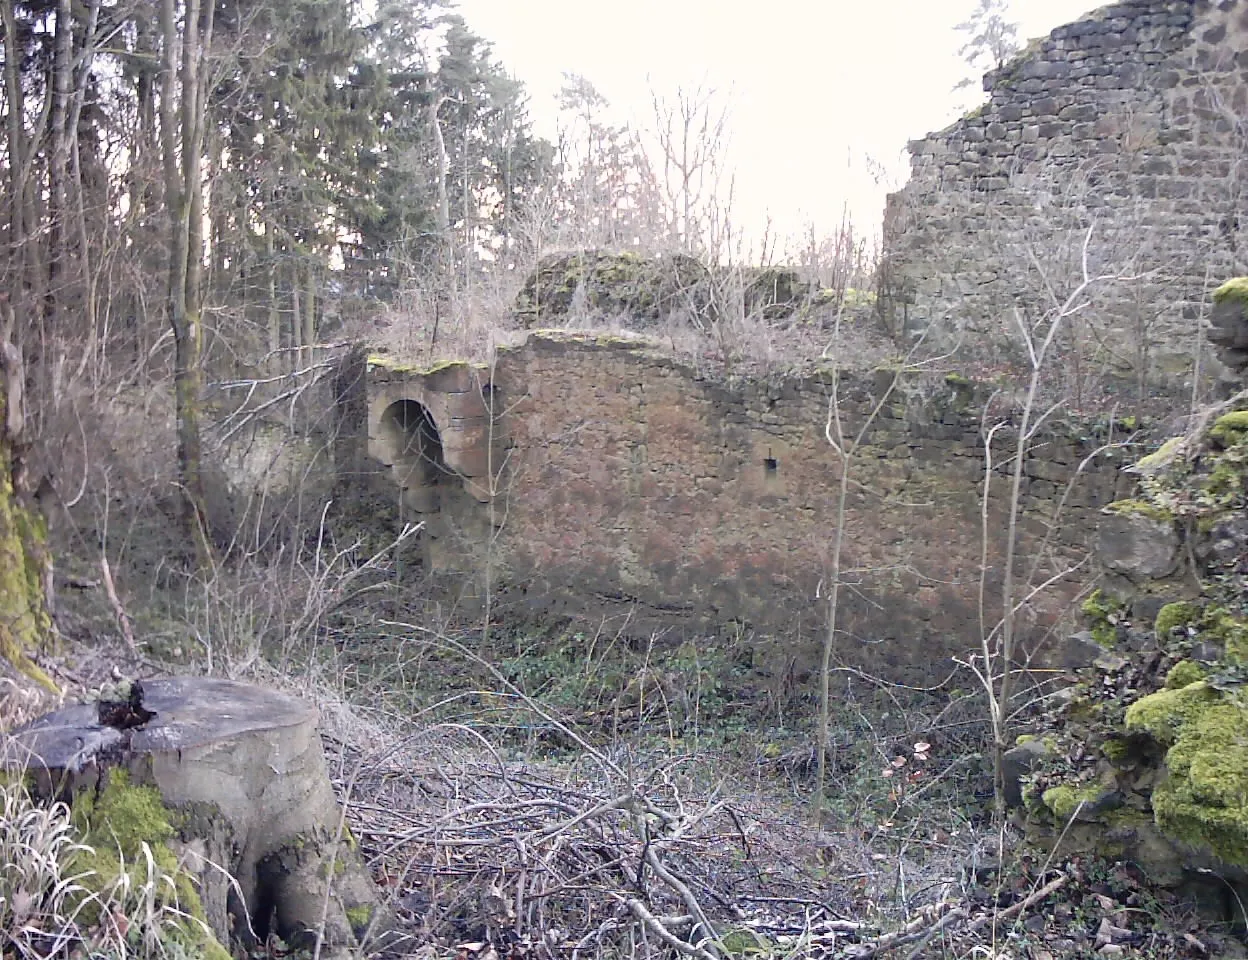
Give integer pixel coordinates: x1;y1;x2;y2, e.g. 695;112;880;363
1209;409;1248;448
515;250;717;328
513;251;817;329
1126;682;1248;868
1155;602;1199;641
1210;277;1248;372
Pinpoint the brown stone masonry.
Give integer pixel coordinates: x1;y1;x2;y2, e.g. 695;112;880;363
340;334;1138;680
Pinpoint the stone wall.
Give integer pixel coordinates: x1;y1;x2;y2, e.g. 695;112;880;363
345;333;1141;680
882;0;1248;390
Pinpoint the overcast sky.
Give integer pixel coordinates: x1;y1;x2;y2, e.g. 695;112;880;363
452;0;1097;251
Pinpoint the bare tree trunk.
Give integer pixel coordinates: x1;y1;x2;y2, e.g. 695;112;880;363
160;0;214;570
2;0;41;329
46;0;74;325
428;90;450;237
266;222;281;366
302;262;316;371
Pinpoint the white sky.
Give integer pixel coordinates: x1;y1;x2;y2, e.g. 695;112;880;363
452;0;1096;253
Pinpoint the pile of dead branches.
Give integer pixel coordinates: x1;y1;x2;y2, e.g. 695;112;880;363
322;717;1079;960
329;720;859;960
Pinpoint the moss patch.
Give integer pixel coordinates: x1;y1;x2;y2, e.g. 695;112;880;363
1209;410;1248;448
1212;276;1248;306
0;415;56;691
71;770;231;960
1133;436;1183;475
1121;682;1248;866
1104;498;1175;523
1152;698;1248;867
717;927;773;956
345;903;374;936
1155;602;1199;641
1165;661;1208;690
1041;780;1115;822
1125;681;1219;745
1082;589;1126;647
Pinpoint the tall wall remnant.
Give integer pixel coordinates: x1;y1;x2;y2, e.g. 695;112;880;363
341;333;1135;680
883;0;1248;388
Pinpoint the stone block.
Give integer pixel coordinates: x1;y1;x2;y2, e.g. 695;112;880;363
1099;509;1180;581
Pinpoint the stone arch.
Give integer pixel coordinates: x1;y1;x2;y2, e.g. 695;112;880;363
376;399;448;513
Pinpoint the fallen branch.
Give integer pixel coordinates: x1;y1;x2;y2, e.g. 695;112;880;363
622;898;718;960
847;874;1068;959
100;552;136;653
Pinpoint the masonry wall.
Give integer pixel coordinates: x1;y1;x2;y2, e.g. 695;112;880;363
356;333;1139;681
882;0;1248;386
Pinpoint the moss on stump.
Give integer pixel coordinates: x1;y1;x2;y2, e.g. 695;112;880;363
9;678;393;955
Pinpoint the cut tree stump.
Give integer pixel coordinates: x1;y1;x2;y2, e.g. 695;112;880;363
7;676;393;956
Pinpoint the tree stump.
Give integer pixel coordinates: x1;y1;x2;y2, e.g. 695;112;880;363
7;676;392;955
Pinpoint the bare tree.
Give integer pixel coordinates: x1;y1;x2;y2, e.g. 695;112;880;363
813;301;942;822
966;222;1123;816
648;83;732;257
160;0;217;567
954;0;1021;92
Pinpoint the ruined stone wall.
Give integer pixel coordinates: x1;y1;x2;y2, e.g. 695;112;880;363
351;333;1140;680
883;0;1248;388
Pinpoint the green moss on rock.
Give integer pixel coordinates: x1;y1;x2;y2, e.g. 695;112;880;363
1104;498;1175;523
1125;681;1219;745
1155;602;1199;641
1212;277;1248;305
1133;436;1183;475
345;903;374;935
1209;410;1248;448
1082;588;1126;646
1165;660;1208;690
1042;781;1112;822
1152;699;1248;867
1121;682;1248;866
1200;609;1248;662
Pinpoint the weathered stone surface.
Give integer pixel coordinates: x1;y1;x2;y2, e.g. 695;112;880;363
1098;509;1180;580
343;333;1137;681
882;1;1248;387
1002;738;1049;807
1059;630;1106;669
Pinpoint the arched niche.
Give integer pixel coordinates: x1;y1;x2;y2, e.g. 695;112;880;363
376;399;447;513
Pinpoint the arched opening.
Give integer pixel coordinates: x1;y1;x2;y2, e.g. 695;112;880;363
377;399;447;513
